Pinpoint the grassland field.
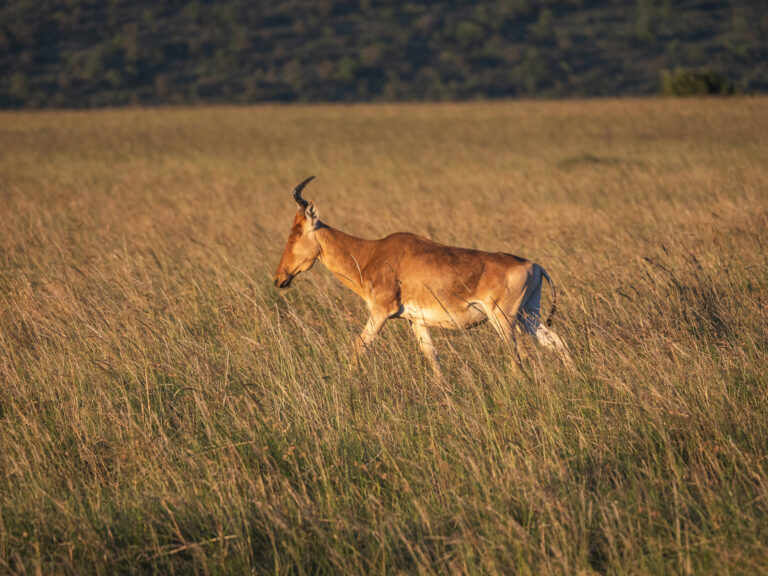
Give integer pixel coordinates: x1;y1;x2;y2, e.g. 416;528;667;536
1;99;767;574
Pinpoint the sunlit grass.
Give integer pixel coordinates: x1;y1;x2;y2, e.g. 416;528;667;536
1;99;767;574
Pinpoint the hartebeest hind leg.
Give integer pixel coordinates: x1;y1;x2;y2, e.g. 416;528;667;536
409;321;442;375
518;270;575;371
484;304;526;374
533;325;574;371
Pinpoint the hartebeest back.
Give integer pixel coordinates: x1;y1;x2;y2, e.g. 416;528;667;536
274;176;573;373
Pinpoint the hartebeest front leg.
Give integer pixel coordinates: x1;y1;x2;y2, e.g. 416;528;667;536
355;313;388;360
409;321;442;376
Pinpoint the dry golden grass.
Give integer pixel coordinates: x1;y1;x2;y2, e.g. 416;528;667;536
1;99;767;574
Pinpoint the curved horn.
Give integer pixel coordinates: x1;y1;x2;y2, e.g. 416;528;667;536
293;176;315;209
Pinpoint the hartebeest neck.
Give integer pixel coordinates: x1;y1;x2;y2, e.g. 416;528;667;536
315;225;376;299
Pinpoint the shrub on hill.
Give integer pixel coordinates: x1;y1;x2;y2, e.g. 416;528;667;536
660;68;737;96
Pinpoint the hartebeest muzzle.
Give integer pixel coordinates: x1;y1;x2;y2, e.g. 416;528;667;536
274;274;293;289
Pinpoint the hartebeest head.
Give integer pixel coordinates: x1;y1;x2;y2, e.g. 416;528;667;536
274;176;321;289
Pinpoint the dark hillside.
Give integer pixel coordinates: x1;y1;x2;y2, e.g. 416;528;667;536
1;0;765;108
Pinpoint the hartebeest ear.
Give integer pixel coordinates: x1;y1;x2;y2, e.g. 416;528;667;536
304;202;319;227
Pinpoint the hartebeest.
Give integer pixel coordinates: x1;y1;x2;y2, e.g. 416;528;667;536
274;177;574;374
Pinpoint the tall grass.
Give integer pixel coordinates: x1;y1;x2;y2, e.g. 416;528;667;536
1;99;767;574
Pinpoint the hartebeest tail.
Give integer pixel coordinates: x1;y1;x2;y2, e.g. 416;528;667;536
274;177;574;374
541;267;557;328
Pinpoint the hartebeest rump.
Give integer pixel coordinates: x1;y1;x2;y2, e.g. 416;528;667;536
274;177;574;373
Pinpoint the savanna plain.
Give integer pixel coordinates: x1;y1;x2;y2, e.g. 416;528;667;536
1;99;767;575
